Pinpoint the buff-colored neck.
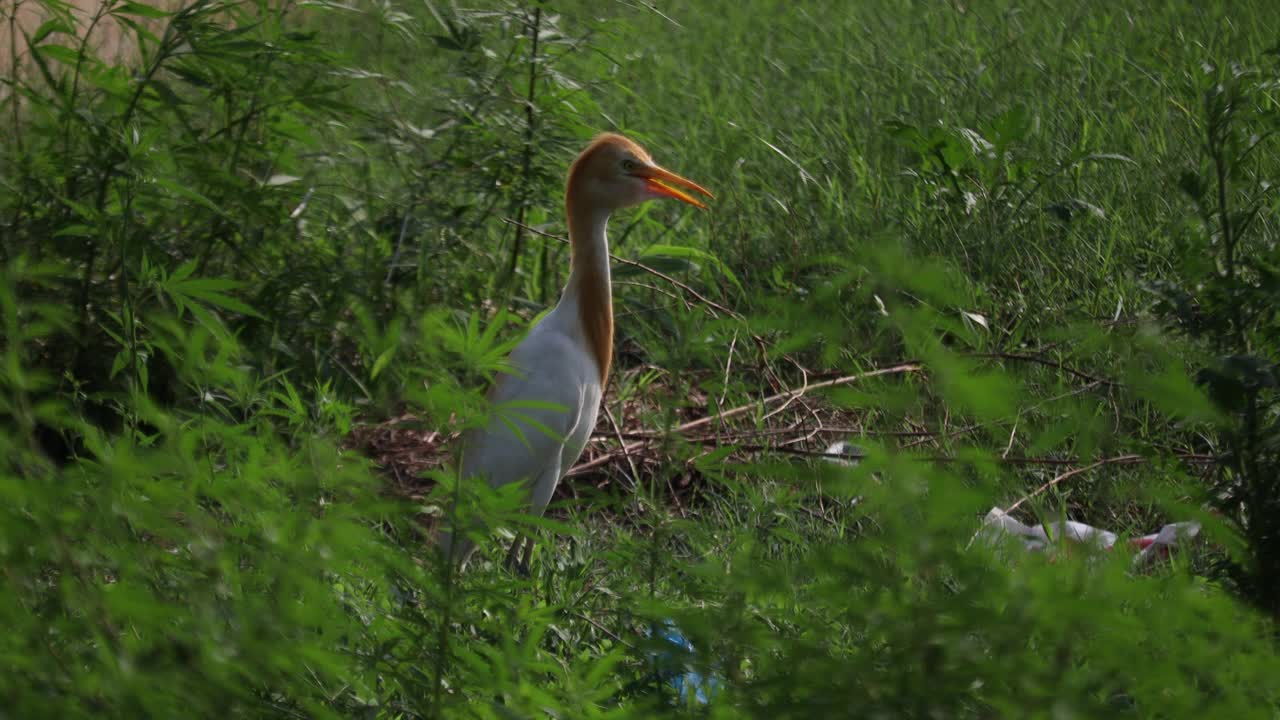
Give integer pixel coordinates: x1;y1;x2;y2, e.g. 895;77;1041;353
564;191;613;385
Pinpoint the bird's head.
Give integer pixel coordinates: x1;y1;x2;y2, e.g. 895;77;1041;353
567;133;714;212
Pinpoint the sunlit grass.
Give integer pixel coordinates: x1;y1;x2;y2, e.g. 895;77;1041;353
2;0;1279;715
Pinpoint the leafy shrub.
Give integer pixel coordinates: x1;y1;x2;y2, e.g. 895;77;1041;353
2;0;1279;717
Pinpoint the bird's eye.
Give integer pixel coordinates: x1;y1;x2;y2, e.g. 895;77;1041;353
621;158;638;173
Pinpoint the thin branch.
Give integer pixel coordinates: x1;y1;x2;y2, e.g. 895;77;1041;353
384;201;416;286
613;279;692;310
901;379;1103;450
579;435;1209;471
500;6;543;292
570;610;631;648
1004;454;1145;515
970;352;1117;387
594;426;937;442
676;363;923;436
602;402;640;491
569;363;922;475
718;329;738;407
502;217;742;319
760;363;809;424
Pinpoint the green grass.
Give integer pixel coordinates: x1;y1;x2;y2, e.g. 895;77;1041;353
3;0;1280;716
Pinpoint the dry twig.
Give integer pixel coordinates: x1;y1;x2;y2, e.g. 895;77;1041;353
568;363;923;475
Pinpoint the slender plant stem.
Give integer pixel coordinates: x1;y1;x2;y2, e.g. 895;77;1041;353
500;4;542;299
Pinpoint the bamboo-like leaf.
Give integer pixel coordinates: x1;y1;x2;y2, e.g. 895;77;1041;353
30;19;75;45
111;1;172;19
370;346;396;380
639;244;744;294
151;178;226;216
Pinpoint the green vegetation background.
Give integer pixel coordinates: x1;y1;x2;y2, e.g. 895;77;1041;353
3;0;1280;716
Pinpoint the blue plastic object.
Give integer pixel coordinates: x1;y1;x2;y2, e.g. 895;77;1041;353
647;619;722;705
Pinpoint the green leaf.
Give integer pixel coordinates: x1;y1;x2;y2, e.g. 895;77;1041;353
110;350;129;379
146;79;186;108
151;178;226;216
639;244;744;294
988;105;1031;147
53;224;96;238
172;277;245;293
185;301;220;332
169;259;198;284
112;15;161;46
1079;152;1136;165
30;19;75;45
1131;365;1223;424
370;346;396;380
168;277;264;319
111;1;172;18
35;44;81;67
168;63;214;88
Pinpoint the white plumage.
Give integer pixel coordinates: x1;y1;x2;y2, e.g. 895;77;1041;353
439;133;712;569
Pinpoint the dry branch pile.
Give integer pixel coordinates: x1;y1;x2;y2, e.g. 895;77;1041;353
345;358;1214;516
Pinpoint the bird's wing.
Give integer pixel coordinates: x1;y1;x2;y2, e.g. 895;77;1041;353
460;330;589;494
527;451;564;517
559;379;601;472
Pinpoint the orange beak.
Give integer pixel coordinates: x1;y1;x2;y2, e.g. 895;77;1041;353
636;164;715;209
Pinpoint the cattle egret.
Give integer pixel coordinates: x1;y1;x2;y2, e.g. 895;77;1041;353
439;133;713;570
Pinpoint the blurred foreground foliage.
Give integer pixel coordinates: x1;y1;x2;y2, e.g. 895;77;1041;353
1;0;1279;717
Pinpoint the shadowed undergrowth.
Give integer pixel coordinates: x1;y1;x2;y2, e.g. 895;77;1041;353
2;0;1279;716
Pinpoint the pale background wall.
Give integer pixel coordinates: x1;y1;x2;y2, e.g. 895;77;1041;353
2;0;183;74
